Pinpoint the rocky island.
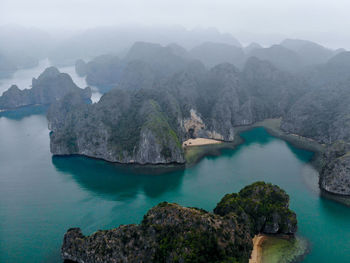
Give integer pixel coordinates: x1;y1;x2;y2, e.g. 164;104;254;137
0;67;92;110
47;49;305;164
61;182;299;263
46;42;350;199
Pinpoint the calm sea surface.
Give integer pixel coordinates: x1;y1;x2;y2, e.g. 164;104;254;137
0;64;349;262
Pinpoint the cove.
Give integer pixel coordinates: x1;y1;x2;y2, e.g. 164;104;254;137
1;109;350;263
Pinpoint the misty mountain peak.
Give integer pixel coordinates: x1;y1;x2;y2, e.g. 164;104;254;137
126;42;164;60
244;42;263;54
37;66;60;80
327;51;350;66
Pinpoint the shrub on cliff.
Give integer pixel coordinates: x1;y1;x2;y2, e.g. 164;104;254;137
214;181;297;235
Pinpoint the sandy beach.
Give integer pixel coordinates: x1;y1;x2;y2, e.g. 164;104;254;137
249;234;267;263
182;138;222;147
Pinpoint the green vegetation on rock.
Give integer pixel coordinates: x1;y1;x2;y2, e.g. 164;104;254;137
61;182;299;263
214;182;297;235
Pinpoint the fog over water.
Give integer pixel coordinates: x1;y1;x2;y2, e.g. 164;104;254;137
2;1;350;263
1;0;350;48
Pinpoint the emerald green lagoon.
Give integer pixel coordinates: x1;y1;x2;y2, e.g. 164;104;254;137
0;65;350;262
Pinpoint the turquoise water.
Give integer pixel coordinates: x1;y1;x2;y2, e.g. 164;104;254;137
1;111;350;262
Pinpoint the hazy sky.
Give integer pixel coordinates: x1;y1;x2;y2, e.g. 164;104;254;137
1;0;350;48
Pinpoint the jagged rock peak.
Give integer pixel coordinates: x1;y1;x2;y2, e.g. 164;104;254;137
37;66;60;80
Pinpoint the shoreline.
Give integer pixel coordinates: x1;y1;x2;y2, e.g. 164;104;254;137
249;234;267;263
233;118;325;171
182;137;222;147
250;234;309;263
51;118;325;172
184;118;325;169
52;117;350;204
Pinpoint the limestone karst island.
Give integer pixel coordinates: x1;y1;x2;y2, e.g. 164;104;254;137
1;1;350;263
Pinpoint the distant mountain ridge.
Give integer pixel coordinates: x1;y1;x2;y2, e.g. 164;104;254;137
74;40;344;94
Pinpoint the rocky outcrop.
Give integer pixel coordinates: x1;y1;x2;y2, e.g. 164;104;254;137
61;182;297;263
0;67;92;110
62;203;251;263
281;81;350;144
320;141;350;195
50;56;309;164
55;42;350;198
214;182;297;235
48;88;184;164
281;67;350;196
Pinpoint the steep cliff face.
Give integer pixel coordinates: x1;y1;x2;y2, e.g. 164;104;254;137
50;56;309;164
280;77;350;197
320;141;350;195
165;59;303;142
48;88;184;164
0;67;92;110
242;57;306;117
61;182;297;263
214;182;297;235
281;83;350;144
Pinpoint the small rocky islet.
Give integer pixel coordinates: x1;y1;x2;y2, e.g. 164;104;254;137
61;182;298;263
0;66;91;110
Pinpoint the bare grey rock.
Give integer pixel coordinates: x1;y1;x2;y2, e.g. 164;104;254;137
320;142;350;195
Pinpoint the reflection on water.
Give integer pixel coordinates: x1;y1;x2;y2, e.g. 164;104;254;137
1;101;350;262
52;156;185;200
0;105;48;120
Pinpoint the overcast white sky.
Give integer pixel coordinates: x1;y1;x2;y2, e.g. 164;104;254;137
1;0;349;48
